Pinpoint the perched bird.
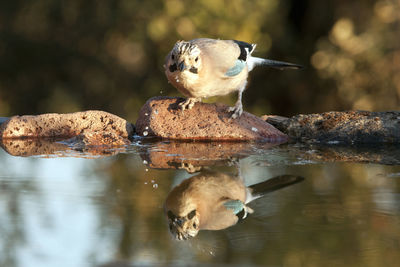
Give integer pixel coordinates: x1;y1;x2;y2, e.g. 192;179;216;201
164;171;304;240
164;38;302;119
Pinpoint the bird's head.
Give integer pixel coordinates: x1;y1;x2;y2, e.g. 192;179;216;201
168;40;201;74
166;209;200;240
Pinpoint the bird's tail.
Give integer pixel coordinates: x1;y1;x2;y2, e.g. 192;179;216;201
245;175;304;204
248;56;303;71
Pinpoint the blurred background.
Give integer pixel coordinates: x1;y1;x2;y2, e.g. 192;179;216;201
0;0;399;122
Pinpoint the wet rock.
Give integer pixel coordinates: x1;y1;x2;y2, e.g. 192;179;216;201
136;96;287;142
0;110;134;140
263;111;400;144
140;141;279;172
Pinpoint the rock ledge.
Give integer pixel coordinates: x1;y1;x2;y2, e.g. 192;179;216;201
136;96;287;142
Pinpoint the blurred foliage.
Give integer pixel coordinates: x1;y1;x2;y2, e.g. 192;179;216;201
0;0;399;122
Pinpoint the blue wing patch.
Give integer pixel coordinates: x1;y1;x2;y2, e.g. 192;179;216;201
225;60;246;77
223;199;245;215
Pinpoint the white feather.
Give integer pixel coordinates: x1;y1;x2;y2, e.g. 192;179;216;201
246;56;265;72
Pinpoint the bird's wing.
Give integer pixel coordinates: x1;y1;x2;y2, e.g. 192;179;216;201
192;39;246;77
223;199;245;215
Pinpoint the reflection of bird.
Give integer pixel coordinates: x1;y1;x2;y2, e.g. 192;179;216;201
164;38;302;118
164;171;304;240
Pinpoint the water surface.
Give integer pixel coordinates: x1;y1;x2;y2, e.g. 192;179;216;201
0;140;399;267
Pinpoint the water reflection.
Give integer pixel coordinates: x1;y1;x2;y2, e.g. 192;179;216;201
0;138;126;158
0;142;400;266
165;170;303;240
139;140;280;172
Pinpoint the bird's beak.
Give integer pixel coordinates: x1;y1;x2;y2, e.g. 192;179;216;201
178;61;186;71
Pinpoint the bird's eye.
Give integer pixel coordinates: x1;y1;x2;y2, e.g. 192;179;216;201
193;223;197;229
195;57;199;62
187;209;196;220
171;54;175;60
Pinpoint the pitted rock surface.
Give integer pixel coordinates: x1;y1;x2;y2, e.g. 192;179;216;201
136;96;287;142
0;110;134;139
263;111;400;144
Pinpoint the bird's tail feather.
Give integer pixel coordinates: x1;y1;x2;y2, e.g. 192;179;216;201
248;57;303;71
245;175;304;204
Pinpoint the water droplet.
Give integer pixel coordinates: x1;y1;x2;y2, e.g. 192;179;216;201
145;168;149;172
145;126;149;130
143;160;148;164
251;127;258;132
143;131;148;136
145;113;148;116
153;184;158;189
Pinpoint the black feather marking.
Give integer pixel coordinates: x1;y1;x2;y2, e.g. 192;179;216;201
169;63;177;72
233;40;255;61
189;67;198;74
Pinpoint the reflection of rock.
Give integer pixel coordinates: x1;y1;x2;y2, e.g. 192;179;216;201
164;171;304;240
264;111;400;144
1;138;69;157
0;137;124;157
0;110;134;140
63;131;131;148
136;96;288;141
289;144;400;165
140;141;280;171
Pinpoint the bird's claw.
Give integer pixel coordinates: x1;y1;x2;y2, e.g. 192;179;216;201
228;102;243;119
179;98;200;112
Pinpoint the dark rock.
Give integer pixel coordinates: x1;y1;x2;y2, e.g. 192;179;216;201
136;96;287;142
263;111;400;144
0;110;134;140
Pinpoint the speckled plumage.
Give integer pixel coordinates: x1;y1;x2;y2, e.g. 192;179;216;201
164;38;302;118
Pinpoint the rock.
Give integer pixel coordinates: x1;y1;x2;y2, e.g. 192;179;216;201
263;111;400;144
0;110;134;140
140;141;279;172
136;96;287;142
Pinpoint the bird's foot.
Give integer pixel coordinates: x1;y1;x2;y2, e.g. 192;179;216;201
228;102;243;119
179;97;200;112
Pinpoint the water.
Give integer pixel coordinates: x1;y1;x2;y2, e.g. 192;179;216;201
0;140;400;267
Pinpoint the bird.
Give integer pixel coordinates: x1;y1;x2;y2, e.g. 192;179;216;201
164;38;302;119
164;170;304;240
